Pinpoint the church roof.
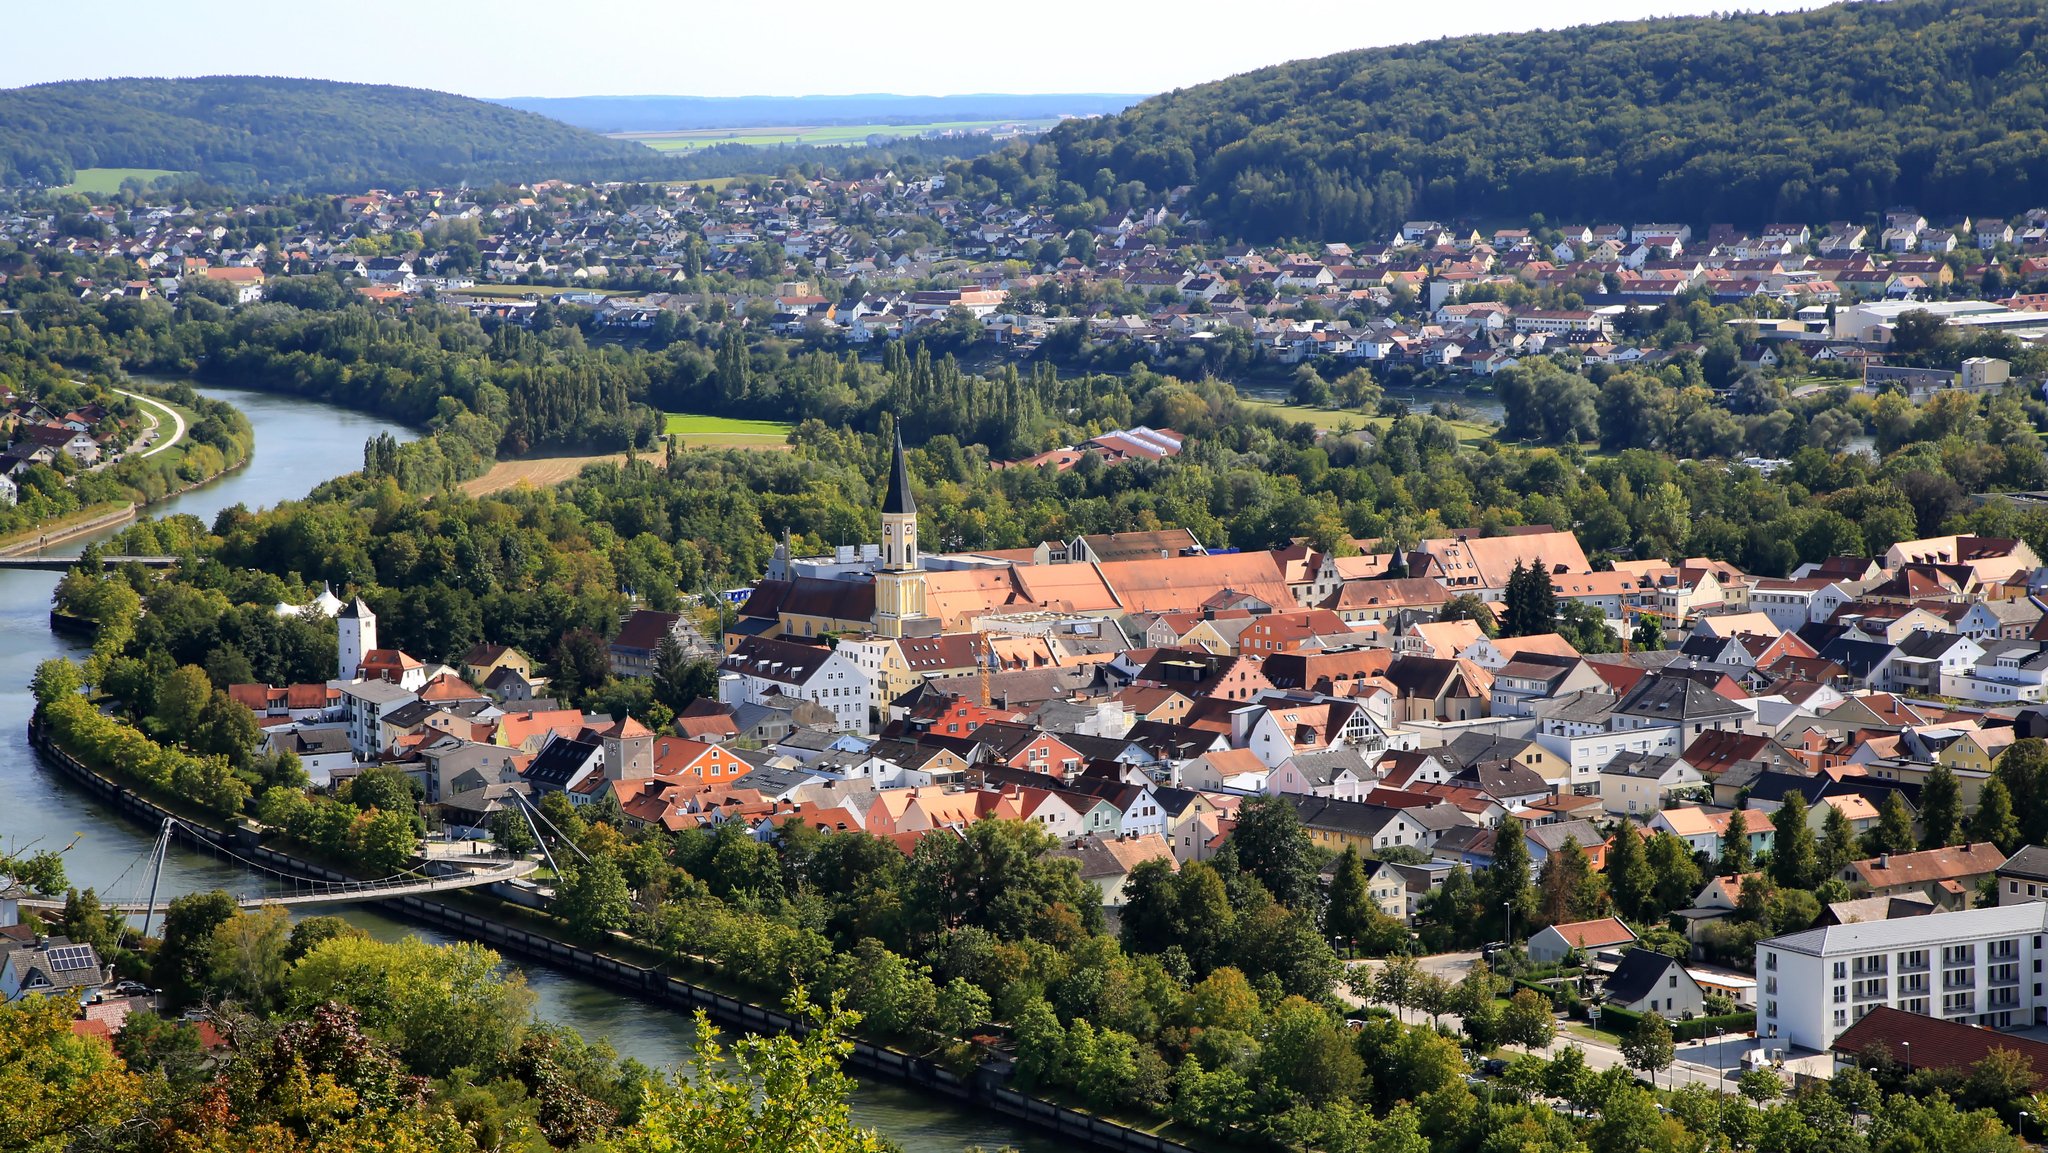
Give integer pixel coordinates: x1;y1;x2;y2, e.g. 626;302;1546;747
882;432;917;516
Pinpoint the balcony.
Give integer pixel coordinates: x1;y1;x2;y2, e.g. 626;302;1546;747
1944;972;1977;991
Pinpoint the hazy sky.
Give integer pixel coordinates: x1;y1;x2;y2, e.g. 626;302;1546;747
4;0;1840;99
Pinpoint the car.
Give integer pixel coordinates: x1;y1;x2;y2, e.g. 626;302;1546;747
114;981;152;997
1480;1058;1509;1076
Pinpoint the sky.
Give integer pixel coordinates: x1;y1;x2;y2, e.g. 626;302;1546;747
3;0;1842;100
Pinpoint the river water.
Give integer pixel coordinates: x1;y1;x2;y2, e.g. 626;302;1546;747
0;384;1049;1152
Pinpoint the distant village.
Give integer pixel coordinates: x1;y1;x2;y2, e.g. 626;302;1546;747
14;180;2048;396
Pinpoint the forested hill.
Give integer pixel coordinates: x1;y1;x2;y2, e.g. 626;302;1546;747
970;0;2048;241
0;76;664;189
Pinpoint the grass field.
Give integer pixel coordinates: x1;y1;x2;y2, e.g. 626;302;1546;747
461;453;635;496
1237;396;1499;448
616;119;1059;152
664;412;793;448
59;167;184;194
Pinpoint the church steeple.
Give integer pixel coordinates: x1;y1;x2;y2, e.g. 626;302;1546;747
882;431;917;516
875;432;927;637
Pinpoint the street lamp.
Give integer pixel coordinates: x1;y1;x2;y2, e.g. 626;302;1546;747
1901;1041;1911;1076
2019;1109;2031;1143
1504;901;1513;947
1716;1026;1728;1095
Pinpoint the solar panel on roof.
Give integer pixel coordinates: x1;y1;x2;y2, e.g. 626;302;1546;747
45;944;95;971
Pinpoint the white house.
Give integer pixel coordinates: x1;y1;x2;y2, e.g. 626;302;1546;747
719;636;873;734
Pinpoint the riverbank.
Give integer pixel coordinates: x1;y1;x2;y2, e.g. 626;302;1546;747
0;501;137;557
0;382;251;557
26;719;1198;1153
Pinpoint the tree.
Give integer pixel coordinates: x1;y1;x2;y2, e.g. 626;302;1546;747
1864;791;1918;858
1326;845;1376;948
156;889;239;1005
1437;594;1499;637
1737;1065;1782;1104
1630;612;1664;653
490;807;538;853
0;996;143;1153
1501;988;1557;1051
652;636;717;713
1998;738;2048;848
1721;808;1754;873
1369;954;1422;1020
286;935;536;1079
1820;800;1857;877
557;854;633;940
1218;795;1323;914
1645;831;1703;918
1771;791;1820;890
1622;1011;1676;1087
551;627;613;703
1483;821;1537;940
1972;776;2022;855
205;906;291;1011
1536;835;1604;925
617;991;889;1153
1920;763;1964;850
1606;819;1657;923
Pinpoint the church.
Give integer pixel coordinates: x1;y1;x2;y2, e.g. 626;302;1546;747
740;433;939;642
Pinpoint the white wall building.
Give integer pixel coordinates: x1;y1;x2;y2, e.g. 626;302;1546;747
1758;903;2048;1053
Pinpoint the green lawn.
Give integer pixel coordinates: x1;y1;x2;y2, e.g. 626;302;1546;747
1236;395;1374;432
59;167;184;194
1237;395;1499;448
618;119;1059;152
664;412;794;448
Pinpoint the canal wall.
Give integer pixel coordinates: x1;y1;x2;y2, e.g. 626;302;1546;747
28;721;1199;1153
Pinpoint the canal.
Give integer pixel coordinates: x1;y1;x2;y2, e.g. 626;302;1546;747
0;384;1051;1152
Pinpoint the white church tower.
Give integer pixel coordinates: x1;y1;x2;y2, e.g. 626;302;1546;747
337;597;377;680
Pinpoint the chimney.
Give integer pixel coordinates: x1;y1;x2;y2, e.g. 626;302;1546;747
1879;852;1890;869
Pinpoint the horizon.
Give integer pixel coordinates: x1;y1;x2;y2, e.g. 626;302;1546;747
2;0;1841;101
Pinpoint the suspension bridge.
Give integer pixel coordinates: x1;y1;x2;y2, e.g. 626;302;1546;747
16;816;537;930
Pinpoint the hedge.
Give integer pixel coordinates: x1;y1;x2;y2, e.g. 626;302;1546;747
1596;1004;1755;1043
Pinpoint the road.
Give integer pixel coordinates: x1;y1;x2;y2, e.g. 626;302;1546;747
114;388;186;458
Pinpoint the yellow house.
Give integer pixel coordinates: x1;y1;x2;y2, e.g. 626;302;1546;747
461;643;533;686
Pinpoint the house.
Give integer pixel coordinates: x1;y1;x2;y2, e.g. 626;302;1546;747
1602;948;1705;1018
1832;1006;2048;1088
1997;845;2048;906
1265;747;1376;802
719;636;872;734
261;726;353;786
1527;916;1637;965
1598;751;1705;817
610;609;712;677
461;643;534;686
1050;833;1177;906
1839;842;2006;909
1287;794;1434;857
0;936;103;1001
1759;902;2048;1052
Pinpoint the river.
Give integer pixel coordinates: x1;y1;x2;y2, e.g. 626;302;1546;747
0;384;1050;1152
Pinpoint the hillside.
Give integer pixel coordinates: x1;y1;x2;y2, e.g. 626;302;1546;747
497;92;1143;133
0;76;662;190
982;0;2048;241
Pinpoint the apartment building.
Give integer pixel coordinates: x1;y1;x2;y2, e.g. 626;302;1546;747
1758;903;2048;1052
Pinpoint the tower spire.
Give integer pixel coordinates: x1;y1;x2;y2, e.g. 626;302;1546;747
881;431;917;516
